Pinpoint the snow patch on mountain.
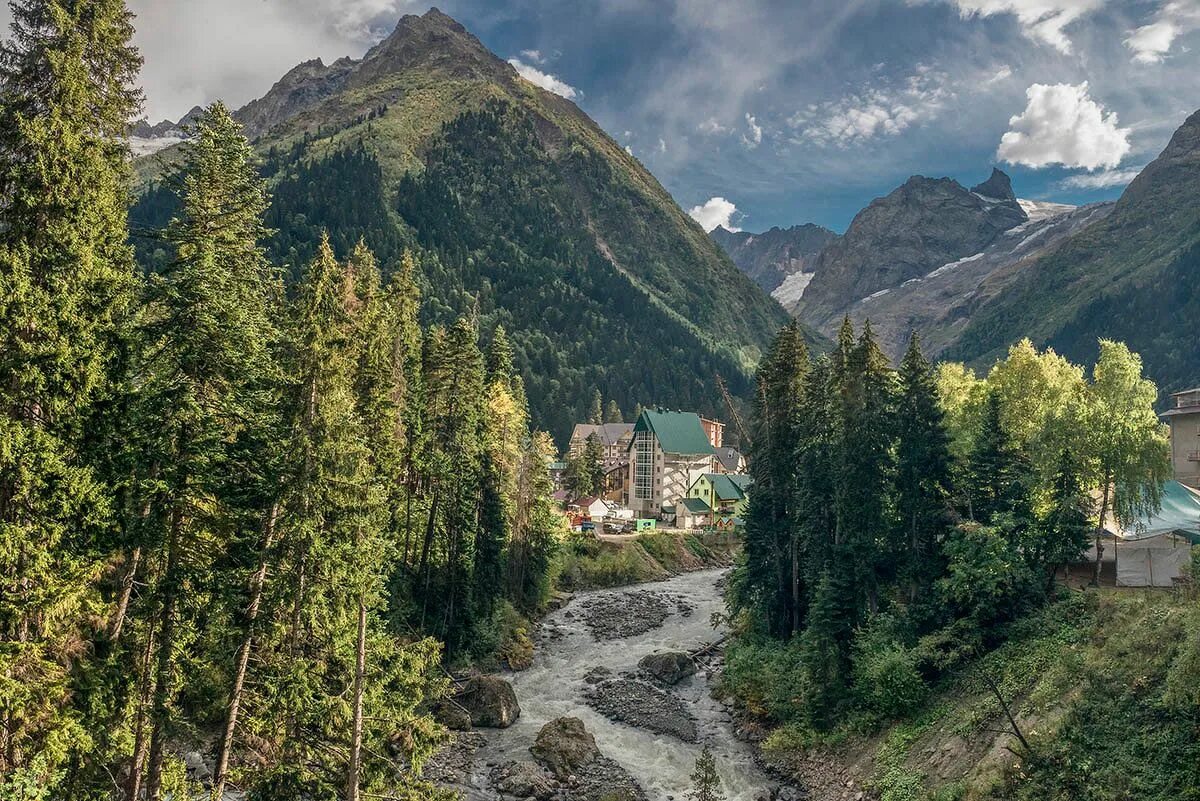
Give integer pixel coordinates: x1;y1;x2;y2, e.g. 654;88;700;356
1017;198;1076;223
772;271;816;307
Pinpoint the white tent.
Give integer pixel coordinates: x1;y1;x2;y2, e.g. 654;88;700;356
1101;481;1200;587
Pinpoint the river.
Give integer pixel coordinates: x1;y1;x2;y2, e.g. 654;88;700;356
451;568;780;800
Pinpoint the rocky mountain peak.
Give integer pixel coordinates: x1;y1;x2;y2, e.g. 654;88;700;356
354;5;509;87
970;168;1016;201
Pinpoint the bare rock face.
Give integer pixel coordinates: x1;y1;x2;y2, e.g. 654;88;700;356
531;716;599;778
638;650;697;685
459;675;521;728
712;223;838;294
793;171;1027;328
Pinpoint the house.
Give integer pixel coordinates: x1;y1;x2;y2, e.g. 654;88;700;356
688;473;752;517
568;422;634;462
675;496;713;530
714;446;746;474
1092;480;1200;587
1163;387;1200;489
601;461;629;504
627;409;717;518
570;495;613;520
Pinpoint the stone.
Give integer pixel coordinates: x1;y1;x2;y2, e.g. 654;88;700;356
638;651;697;685
459;675;521;728
530;717;599;778
492;760;557;800
433;699;473;731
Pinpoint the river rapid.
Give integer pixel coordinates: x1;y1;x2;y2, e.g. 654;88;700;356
451;568;781;800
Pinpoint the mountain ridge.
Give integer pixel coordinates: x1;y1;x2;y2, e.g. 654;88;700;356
131;7;794;444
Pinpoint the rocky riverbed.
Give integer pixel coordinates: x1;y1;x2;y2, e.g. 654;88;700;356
433;568;803;801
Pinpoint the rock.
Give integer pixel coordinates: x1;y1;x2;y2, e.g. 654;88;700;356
182;750;211;782
582;666;612;685
459;675;521;728
492;760;557;800
579;590;688;640
433;699;473;731
424;731;486;783
531;717;599;778
638;651;696;685
584;678;698;742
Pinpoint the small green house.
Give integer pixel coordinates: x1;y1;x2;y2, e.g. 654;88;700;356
688;473;752;518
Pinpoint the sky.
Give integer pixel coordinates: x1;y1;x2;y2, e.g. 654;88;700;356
6;0;1199;232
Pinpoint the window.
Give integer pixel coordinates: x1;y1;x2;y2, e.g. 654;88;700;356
634;431;654;501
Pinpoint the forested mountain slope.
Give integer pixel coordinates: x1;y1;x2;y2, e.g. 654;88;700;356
945;108;1200;397
131;8;792;443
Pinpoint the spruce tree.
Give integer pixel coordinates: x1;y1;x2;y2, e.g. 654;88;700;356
1032;449;1093;591
894;333;954;605
587;389;604;425
688;746;725;801
966;391;1030;526
604;399;623;424
0;0;142;787
133;102;281;801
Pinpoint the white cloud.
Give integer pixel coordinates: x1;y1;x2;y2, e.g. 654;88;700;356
507;58;579;99
520;48;546;64
987;65;1014;83
698;117;729;134
998;82;1131;169
688;197;740;232
659;137;668;153
789;66;952;146
1059;166;1143;188
942;0;1106;53
1125;1;1200;63
742;112;763;147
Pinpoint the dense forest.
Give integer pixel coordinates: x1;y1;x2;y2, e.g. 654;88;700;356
131;100;783;447
0;6;560;799
725;321;1200;798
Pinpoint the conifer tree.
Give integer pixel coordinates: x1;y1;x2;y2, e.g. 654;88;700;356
894;333;954;604
0;0;142;786
604;399;623;424
1032;449;1093;591
587;388;604;424
133;101;281;801
966;391;1029;526
688;746;726;801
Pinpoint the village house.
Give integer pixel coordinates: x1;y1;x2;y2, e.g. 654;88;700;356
671;496;713;530
627;409;717;519
700;417;725;449
568;422;634;461
688;472;752;518
1163;387;1200;489
714;446;746;474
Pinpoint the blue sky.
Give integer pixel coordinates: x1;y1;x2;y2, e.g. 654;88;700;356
10;0;1198;232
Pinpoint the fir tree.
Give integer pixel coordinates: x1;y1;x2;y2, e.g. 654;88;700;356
133;102;282;801
894;333;954;604
0;0;142;787
688;746;725;801
966;391;1030;526
587;388;603;425
604;399;623;424
1032;449;1093;591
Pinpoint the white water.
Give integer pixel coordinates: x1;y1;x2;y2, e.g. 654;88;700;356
456;569;776;800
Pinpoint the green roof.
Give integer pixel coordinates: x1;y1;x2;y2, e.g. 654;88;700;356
705;473;749;501
1107;480;1200;543
632;410;714;455
679;496;713;514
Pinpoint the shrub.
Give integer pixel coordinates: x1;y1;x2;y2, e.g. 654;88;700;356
852;622;928;721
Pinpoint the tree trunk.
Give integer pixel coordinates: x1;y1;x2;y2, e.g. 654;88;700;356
125;621;157;801
346;594;367;801
1092;474;1111;587
109;545;141;642
145;496;185;801
211;502;280;801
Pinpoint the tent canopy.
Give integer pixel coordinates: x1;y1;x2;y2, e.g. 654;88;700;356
1103;480;1200;544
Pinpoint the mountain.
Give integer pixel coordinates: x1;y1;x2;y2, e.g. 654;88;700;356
130;8;792;444
944;108;1200;397
128;105;203;156
711;223;838;300
792;168;1028;332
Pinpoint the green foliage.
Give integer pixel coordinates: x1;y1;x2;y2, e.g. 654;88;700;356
688;746;726;801
851;620;929;721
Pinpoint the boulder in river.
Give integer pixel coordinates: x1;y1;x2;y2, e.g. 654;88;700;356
459;675;521;728
638;651;696;685
531;716;599;778
584;678;698;742
432;699;472;731
491;760;558;799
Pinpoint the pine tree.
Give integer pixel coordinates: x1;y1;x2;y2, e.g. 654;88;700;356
1033;448;1093;591
604;399;623;423
894;333;954;605
966;391;1030;527
0;0;142;787
583;432;606;495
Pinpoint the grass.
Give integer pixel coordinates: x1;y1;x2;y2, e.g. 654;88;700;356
553;530;738;591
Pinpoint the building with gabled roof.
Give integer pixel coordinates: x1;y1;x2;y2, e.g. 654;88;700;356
714;446;746;474
568;423;634;461
626;409;716;518
688;472;752;518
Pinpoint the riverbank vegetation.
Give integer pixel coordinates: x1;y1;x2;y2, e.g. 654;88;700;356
724;320;1195;799
555;530;738;591
0;10;561;799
